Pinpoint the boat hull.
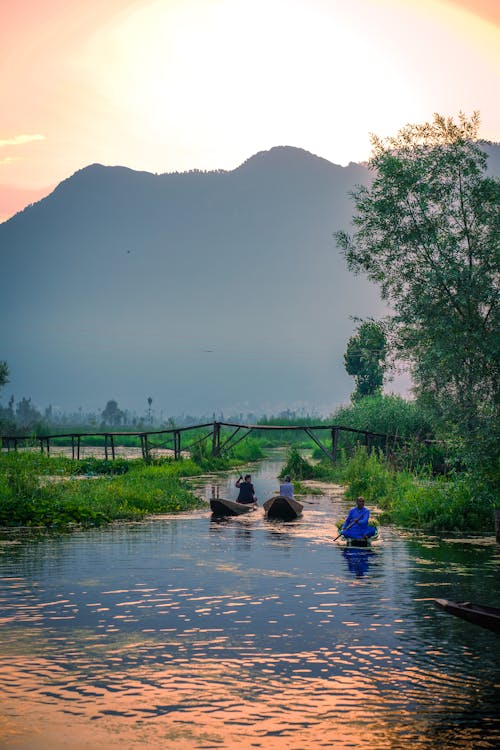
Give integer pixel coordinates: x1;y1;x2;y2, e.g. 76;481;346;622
433;599;500;634
263;495;303;520
210;498;257;517
336;527;380;547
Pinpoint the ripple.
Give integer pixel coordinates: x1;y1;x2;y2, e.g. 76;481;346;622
0;458;499;749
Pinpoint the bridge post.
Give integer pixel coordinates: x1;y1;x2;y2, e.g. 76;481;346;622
212;422;221;456
174;431;181;460
365;432;373;454
331;428;339;464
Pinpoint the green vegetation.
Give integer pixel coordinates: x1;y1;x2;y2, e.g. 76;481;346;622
344;320;387;401
335;112;499;487
281;445;495;533
279;448;316;480
333;112;498;531
0;430;268;529
0;452;207;528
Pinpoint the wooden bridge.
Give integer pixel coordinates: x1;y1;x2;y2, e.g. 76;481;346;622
0;420;427;463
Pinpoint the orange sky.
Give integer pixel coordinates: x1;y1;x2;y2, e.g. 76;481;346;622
1;0;499;222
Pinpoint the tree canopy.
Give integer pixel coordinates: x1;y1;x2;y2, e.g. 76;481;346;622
344;320;387;401
0;361;8;390
335;113;499;450
101;399;125;427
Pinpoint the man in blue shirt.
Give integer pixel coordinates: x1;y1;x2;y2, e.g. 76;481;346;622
342;496;376;539
279;475;294;499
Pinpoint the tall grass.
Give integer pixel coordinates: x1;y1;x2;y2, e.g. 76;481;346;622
0;452;205;528
277;445;495;533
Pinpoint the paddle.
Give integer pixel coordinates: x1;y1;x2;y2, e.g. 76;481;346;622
332;520;356;542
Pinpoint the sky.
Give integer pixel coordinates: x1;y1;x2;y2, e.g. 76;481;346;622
1;0;499;223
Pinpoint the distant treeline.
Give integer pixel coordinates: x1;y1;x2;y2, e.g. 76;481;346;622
0;393;326;436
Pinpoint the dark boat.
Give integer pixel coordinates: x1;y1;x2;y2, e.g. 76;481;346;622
209;498;258;517
263;495;303;520
433;599;500;634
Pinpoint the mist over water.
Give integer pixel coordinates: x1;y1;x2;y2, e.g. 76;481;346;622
0;455;498;749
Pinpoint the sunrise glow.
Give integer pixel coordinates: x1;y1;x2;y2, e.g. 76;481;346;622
0;0;498;221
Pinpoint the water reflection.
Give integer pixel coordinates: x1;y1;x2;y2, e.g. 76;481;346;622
0;454;499;749
342;547;375;577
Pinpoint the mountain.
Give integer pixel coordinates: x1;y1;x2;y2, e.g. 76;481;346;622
1;143;497;416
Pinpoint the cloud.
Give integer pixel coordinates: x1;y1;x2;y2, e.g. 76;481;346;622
0;134;46;148
0;156;19;166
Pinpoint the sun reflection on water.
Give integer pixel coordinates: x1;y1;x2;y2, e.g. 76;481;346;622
0;457;498;748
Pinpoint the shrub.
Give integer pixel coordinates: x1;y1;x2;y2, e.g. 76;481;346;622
279;448;315;480
342;446;394;503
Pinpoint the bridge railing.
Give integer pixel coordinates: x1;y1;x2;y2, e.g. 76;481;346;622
1;420;436;463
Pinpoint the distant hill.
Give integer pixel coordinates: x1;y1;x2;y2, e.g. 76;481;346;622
0;143;498;416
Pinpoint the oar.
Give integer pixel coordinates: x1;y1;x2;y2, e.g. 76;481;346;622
332;521;356;542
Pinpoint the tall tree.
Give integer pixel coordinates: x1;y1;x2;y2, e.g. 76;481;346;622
101;399;124;427
344;320;387;401
335;113;499;446
0;361;8;389
15;397;42;430
0;361;12;430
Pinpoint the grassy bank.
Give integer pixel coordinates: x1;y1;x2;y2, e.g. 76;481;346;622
0;434;267;529
0;452;208;528
280;446;496;533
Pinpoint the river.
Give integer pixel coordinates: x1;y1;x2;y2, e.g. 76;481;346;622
0;453;498;749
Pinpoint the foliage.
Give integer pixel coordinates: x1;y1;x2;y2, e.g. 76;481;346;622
386;474;496;532
342;447;395;502
14;397;43;431
339;446;495;532
279;447;315;480
333;393;433;438
188;438;231;470
101;399;126;427
335;112;499;472
313;394;446;472
0;452;205;528
344;320;387;401
0;361;8;389
229;437;265;461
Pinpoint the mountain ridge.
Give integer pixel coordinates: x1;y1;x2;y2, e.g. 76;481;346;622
1;143;498;415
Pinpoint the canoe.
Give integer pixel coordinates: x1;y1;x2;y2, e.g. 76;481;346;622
210;498;258;517
263;495;303;520
433;599;500;634
335;526;380;547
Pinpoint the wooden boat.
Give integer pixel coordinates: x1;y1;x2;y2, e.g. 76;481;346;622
335;526;380;547
433;599;500;634
209;498;258;517
263;495;303;520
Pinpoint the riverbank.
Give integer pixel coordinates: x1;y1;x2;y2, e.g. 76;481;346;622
0;452;212;528
279;447;497;534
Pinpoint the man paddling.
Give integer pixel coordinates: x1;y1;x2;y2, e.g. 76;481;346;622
235;474;257;504
341;496;376;540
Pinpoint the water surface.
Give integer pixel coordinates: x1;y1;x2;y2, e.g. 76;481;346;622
0;455;498;749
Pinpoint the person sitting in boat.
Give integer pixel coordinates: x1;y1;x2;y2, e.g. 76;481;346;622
341;496;376;540
235;474;257;504
279;475;294;499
